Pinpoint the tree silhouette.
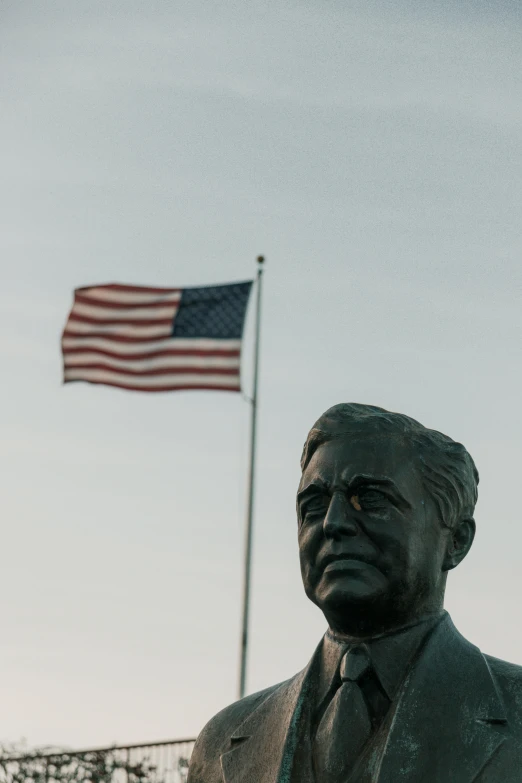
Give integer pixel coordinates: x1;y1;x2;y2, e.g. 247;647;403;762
0;744;187;783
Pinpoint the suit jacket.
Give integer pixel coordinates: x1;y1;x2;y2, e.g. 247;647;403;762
187;615;522;783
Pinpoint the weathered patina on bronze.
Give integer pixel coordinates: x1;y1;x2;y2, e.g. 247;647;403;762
188;404;522;782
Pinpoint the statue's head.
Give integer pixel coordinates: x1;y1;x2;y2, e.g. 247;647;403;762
297;403;478;636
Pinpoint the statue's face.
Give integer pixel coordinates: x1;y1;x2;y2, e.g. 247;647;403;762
297;432;451;634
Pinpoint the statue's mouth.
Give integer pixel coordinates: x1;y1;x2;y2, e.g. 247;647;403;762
321;552;376;570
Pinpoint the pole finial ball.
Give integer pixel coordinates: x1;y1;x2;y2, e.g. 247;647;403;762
257;255;265;265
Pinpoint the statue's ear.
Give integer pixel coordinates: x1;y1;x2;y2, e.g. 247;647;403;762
443;518;476;571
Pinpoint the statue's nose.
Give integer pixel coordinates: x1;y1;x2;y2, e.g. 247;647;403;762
323;491;358;539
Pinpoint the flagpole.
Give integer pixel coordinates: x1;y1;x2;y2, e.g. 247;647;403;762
238;255;264;699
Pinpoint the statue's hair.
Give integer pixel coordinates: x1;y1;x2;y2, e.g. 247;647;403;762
300;403;479;530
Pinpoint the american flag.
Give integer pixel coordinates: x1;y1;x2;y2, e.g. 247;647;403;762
61;280;253;392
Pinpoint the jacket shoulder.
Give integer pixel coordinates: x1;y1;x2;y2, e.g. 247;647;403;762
485;653;522;688
187;681;287;783
485;653;522;725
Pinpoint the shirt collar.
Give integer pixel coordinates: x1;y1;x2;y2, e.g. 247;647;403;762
320;611;446;702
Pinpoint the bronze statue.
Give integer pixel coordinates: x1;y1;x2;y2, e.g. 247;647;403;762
188;404;522;782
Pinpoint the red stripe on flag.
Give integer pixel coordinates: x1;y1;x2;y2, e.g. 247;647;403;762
62;331;242;345
76;283;182;294
67;313;175;327
74;293;180;310
64;378;241;393
63;363;239;377
62;346;241;360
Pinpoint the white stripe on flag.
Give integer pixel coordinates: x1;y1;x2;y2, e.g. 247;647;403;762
63;321;174;338
61;337;242;354
71;302;179;321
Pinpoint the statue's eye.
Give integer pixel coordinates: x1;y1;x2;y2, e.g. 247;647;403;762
303;495;329;517
358;489;387;509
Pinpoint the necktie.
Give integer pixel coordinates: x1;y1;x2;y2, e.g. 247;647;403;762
314;645;373;783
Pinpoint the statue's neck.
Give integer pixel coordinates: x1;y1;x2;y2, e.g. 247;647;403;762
327;609;446;644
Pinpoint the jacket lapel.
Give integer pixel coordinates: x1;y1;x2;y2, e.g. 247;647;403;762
377;615;509;783
220;651;317;783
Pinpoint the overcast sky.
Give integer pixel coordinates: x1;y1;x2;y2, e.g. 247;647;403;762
1;0;521;750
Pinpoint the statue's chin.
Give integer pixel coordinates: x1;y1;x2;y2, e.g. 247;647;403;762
318;586;387;615
315;564;388;605
313;573;399;634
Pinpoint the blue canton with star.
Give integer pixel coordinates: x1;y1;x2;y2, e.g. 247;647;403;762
172;281;253;339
